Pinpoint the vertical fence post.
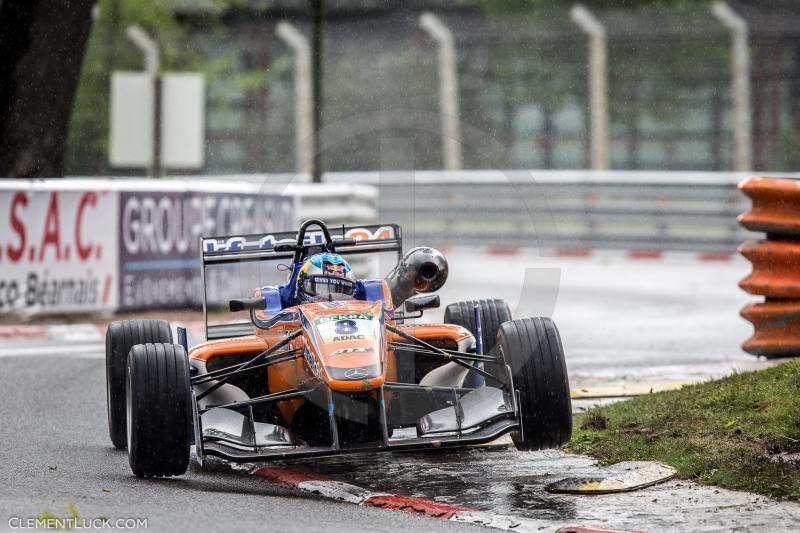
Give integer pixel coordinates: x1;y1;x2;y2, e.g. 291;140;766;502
571;5;610;171
712;1;752;172
277;22;314;177
419;12;463;171
310;0;324;183
125;25;161;177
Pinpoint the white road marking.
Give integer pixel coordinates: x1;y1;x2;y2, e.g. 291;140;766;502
570;381;695;399
45;324;104;342
0;343;104;358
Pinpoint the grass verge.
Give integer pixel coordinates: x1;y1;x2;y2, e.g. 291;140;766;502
570;360;800;500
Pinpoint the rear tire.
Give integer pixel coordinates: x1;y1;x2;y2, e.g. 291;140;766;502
126;343;191;477
497;318;572;451
444;299;511;353
106;320;172;449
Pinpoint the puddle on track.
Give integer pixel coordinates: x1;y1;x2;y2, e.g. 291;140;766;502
258;444;800;532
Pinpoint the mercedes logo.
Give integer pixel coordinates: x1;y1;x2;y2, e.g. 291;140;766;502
344;367;368;380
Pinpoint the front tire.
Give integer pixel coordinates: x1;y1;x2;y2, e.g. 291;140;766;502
126;343;191;477
497;318;572;451
106;320;172;449
444;299;511;353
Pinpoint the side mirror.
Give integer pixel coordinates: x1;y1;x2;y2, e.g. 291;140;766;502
229;297;266;312
404;294;440;313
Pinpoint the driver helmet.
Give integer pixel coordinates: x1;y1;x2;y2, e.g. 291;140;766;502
297;253;355;303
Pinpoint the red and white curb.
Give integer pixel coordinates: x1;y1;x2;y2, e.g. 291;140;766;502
0;321;206;357
249;466;636;533
0;323;104;343
0;324;106;357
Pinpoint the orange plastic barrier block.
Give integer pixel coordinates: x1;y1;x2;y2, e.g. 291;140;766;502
739;240;800;298
740;300;800;358
738;177;800;235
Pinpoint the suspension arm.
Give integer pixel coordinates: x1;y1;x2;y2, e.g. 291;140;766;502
386;324;506;387
196;330;302;402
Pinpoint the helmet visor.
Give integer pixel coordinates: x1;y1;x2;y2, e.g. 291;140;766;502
301;275;356;301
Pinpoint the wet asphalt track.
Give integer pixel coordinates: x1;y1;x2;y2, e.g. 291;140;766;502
283;445;800;532
2;254;797;531
0;356;482;533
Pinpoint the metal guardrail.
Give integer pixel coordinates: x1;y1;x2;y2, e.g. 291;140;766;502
323;170;800;252
143;170;800;252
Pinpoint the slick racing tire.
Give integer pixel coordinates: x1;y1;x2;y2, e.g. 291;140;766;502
444;299;511;353
497;317;572;451
106;319;172;449
126;343;192;477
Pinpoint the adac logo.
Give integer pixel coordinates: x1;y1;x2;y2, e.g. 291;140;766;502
331;334;365;342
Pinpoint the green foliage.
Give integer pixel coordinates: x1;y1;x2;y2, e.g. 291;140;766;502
571;361;800;500
68;503;80;520
35;503;79;529
66;0;183;174
65;0;277;174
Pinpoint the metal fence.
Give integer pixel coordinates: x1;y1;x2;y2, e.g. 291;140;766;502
66;2;800;177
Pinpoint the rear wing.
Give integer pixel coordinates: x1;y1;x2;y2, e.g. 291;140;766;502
200;223;402;340
201;223;402;264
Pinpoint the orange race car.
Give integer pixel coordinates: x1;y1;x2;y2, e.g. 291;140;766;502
105;219;572;477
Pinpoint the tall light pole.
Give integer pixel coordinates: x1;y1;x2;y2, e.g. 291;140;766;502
277;22;314;177
310;0;323;183
125;24;161;177
420;12;463;171
571;5;609;171
712;1;752;172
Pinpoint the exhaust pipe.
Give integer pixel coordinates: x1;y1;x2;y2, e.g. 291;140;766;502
385;247;448;305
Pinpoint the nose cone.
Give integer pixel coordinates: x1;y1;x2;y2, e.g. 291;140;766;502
302;300;386;392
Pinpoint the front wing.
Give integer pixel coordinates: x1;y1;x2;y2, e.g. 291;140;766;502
195;382;519;462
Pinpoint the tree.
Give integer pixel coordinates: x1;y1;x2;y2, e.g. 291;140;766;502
0;0;96;178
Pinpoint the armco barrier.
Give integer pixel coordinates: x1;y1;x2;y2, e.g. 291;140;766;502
197;170;800;253
205;171;800;253
738;177;800;358
328;170;800;252
0;179;376;316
